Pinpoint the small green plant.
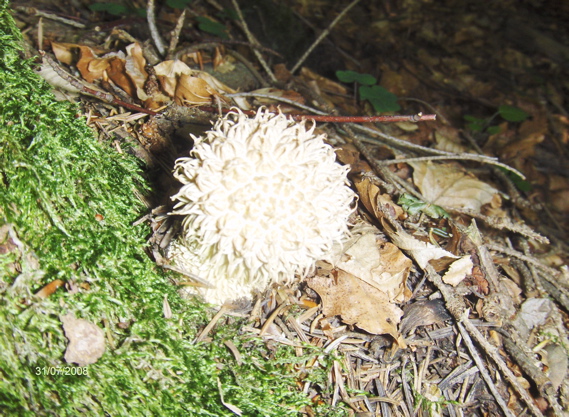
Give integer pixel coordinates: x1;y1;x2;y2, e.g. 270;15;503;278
464;104;529;134
464;105;532;192
336;70;401;113
398;194;450;219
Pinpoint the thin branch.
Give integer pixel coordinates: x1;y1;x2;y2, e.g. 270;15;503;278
294;113;436;123
39;51;157;116
147;0;166;56
459;313;546;417
291;0;361;74
167;9;186;59
456;322;518;417
230;0;277;83
354;124;526;179
194;305;228;343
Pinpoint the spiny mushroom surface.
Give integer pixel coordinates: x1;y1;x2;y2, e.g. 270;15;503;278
168;108;355;305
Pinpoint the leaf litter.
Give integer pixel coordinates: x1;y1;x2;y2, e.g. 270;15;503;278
10;0;569;415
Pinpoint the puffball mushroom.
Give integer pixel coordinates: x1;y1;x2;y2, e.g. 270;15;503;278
168;108;355;305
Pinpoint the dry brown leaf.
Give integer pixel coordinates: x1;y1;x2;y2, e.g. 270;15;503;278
51;41;79;65
308;271;403;340
335;230;411;303
125;43;148;100
434;127;468;154
107;56;135;97
194;70;235;95
154;60;234;105
154;60;192;97
409;161;499;213
442;255;473;286
61;314;106;366
354;176;405;220
76;45;108;83
382;219;457;269
176;74;215;105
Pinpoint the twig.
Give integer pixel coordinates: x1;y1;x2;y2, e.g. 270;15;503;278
39;51;157;116
147;0;166;56
487;243;561;281
459;312;546;417
291;0;361;74
352;124;526;178
399;97;451;125
445;209;549;243
294;113;436;123
230;0;277;83
167;9;186;59
378;154;511;165
195;304;228;343
15;6;86;28
456;322;518;417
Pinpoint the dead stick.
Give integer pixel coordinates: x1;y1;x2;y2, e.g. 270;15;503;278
39;51;157;116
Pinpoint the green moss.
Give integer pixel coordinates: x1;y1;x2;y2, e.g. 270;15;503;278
0;2;346;415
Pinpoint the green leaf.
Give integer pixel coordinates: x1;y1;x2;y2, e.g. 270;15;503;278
463;115;486;132
88;3;129;16
195;16;228;39
398;194;449;219
336;70;376;86
486;125;501;135
167;0;193;8
359;85;400;113
498;105;529;122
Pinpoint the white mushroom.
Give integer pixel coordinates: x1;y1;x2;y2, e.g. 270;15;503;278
168;108;355;305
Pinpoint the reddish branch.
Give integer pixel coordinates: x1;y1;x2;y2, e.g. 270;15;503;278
196;106;436;124
290;113;436;123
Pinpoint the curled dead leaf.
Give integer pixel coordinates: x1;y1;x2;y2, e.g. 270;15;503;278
354;176;405;221
176;74;215;105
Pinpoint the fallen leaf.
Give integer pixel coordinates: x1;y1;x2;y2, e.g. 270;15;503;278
409;161;499;213
308;271;403;340
382;219;457;269
50;41;79;65
61;314;105;366
76;45;109;83
125;42;148;99
354;176;405;220
335;229;411;303
442;255;473;286
176;74;215;105
154;60;234;105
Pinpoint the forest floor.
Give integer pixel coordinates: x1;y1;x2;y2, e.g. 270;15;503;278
3;0;569;416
